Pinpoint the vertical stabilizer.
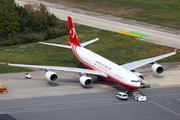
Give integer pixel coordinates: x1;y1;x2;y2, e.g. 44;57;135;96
68;16;81;47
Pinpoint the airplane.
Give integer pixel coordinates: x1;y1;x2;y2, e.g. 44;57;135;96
3;16;177;90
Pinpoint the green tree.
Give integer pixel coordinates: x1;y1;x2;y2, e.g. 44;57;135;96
0;0;19;37
0;1;68;47
0;3;4;36
15;6;29;33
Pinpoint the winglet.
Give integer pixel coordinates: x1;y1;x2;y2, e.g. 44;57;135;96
3;59;9;65
174;48;177;53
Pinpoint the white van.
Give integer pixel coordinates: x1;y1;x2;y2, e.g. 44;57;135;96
116;92;128;100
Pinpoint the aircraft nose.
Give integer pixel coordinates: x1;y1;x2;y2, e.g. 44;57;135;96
133;80;141;88
137;82;141;87
129;81;141;89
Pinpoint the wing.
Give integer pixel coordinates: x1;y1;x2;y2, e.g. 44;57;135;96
2;60;107;77
121;48;177;70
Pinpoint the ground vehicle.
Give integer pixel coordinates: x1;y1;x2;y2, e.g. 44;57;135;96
116;92;128;100
132;92;146;102
0;83;7;93
25;73;31;79
32;6;37;11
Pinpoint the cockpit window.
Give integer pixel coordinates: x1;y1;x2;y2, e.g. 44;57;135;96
131;80;140;82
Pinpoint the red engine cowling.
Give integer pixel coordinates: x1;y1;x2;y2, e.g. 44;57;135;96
79;76;92;87
151;63;164;74
45;71;58;82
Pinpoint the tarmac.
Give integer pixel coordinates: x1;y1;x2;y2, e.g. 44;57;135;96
0;1;180;119
1;83;180;120
0;62;180;101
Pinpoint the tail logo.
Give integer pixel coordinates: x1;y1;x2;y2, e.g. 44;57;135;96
70;28;75;38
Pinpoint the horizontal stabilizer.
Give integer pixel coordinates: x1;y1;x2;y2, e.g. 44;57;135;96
39;42;72;49
80;38;99;47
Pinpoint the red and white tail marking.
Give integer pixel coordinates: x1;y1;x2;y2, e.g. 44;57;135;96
3;59;9;65
68;16;81;47
174;48;177;53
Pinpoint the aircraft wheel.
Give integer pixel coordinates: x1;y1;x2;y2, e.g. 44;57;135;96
97;77;105;82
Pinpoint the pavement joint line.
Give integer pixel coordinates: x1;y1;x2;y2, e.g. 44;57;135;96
9;84;48;88
98;88;106;90
164;96;178;98
166;82;180;85
171;67;180;70
0;79;35;82
98;88;114;90
0;98;116;109
29;93;44;95
0;96;9;98
8;82;78;89
145;73;180;78
164;74;180;77
147;93;180;98
63;90;79;92
6;101;149;114
24;107;38;110
103;87;114;90
95;101;109;104
96;84;114;89
166;101;172;104
60;104;74;107
151;101;180;117
0;77;79;83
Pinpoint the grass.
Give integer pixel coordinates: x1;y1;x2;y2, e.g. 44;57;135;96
43;0;180;29
0;21;180;73
0;64;33;73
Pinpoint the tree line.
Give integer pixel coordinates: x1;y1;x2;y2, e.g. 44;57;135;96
0;0;68;47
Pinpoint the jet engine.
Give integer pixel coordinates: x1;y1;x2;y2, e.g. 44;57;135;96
45;71;58;82
151;63;164;74
79;76;92;87
134;72;144;80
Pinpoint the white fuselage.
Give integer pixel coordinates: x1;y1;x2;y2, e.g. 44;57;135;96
72;45;140;89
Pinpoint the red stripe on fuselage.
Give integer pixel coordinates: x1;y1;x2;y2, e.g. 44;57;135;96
72;44;98;71
71;44;139;89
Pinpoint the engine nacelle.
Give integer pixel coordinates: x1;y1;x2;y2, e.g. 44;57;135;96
134;72;144;80
151;63;164;74
45;71;58;82
79;76;92;87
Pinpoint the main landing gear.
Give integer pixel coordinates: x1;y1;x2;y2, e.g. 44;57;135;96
97;77;105;82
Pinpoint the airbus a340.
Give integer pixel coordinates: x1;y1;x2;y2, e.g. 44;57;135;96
3;16;177;90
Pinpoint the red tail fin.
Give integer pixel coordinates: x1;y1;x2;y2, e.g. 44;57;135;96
68;16;81;47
